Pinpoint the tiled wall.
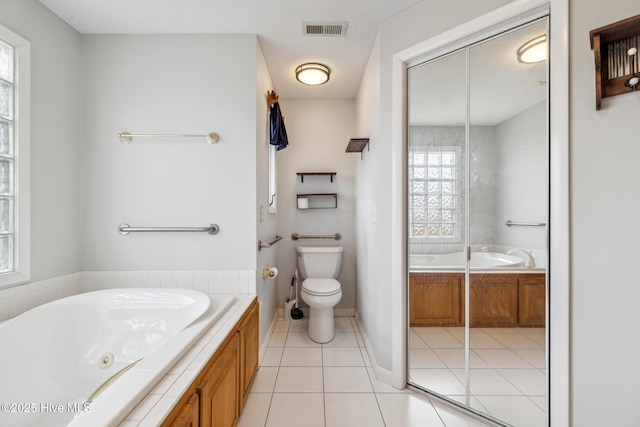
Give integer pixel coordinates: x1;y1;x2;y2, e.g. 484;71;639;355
81;270;256;295
0;270;256;323
0;273;81;322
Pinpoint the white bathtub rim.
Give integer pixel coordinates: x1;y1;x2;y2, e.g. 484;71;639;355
67;293;236;427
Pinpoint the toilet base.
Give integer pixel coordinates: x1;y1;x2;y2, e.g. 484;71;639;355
308;306;335;344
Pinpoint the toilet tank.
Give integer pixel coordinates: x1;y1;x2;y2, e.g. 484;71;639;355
296;246;343;279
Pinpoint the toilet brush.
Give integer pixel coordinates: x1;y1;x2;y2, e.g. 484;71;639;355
291;270;304;320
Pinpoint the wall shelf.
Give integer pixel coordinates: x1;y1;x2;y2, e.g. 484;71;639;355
346;138;369;159
589;14;640;110
296;172;336;183
296;193;337;209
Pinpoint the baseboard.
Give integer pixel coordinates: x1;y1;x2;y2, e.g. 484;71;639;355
354;312;402;389
278;307;355;317
259;308;279;365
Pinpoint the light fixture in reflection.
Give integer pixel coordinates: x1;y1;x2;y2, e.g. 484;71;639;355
295;63;330;86
517;35;547;64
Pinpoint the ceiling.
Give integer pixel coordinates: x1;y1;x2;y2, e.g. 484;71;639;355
37;0;422;99
408;19;547;126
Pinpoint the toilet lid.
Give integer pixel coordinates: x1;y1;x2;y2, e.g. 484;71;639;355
302;279;341;296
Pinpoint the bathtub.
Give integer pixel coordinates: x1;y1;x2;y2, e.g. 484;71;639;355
410;251;525;270
0;289;235;427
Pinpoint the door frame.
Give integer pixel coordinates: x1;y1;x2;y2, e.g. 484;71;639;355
390;0;569;425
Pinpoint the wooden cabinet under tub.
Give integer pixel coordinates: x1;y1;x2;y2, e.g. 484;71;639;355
161;297;259;427
409;273;545;327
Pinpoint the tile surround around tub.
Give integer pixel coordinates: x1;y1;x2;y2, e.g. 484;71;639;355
0;273;81;322
0;269;256;323
81;270;257;295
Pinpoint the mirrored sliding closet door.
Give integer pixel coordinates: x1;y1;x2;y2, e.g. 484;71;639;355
407;17;549;427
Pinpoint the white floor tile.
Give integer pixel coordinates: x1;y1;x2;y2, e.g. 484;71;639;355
285;332;321;348
261;347;284;367
324;367;372;392
273;319;290;333
334;317;355;332
281;347;322;366
287;318;309;333
247;317;533;427
490;333;542;349
323;332;359;347
376;393;446;427
274;367;323;392
417;332;464;349
496;369;546;396
269;332;287;347
430;400;493;427
322;347;365;366
409;331;429;349
452;369;523;396
431;349;490;369
237;393;272;427
250;367;279;393
266;393;324;427
474;349;535;368
513;348;546;369
410;348;447;368
409;369;466;395
324;393;385;427
476;395;546;427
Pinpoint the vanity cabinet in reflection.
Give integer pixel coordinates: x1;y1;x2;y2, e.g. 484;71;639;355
409;272;545;327
409;273;464;326
469;274;519;327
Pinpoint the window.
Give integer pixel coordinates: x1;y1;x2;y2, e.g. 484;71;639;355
409;148;458;239
0;25;30;288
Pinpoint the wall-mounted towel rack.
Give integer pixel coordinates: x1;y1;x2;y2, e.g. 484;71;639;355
117;132;220;144
505;220;547;227
258;235;283;251
118;223;220;235
291;233;341;241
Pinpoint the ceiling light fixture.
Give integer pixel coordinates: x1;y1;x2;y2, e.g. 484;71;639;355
295;63;330;86
517;35;547;64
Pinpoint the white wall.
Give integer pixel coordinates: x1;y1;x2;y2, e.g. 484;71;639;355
275;99;357;313
255;41;279;344
569;1;640;425
495;101;547;250
0;0;82;282
80;35;259;272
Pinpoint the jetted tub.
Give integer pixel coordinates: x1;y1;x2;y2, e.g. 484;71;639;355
0;289;235;427
410;251;525;270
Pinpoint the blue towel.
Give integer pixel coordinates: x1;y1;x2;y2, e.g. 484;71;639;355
270;102;289;151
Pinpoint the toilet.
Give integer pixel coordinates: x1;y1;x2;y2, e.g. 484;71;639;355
296;246;343;343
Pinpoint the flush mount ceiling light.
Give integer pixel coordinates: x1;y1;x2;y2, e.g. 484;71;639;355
517;35;547;64
295;63;330;86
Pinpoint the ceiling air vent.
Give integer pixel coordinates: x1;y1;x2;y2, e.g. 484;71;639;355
303;22;348;37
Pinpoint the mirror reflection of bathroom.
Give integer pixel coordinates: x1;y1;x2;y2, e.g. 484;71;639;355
407;18;548;426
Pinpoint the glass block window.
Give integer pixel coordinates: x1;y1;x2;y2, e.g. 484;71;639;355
409;149;457;239
0;39;13;273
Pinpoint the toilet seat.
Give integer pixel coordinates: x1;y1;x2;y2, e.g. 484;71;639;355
302;278;341;296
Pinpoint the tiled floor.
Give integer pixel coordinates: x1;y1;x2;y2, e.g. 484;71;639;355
238;317;494;427
410;326;547;427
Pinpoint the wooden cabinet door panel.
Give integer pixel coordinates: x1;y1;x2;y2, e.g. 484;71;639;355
410;273;463;326
200;334;240;427
519;276;546;327
469;275;518;327
239;302;259;410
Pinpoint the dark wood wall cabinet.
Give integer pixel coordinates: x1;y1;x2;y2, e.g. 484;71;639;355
161;298;259;427
409;272;545;327
589;14;640;110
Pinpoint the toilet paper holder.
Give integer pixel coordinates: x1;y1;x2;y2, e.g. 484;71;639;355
262;265;278;279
